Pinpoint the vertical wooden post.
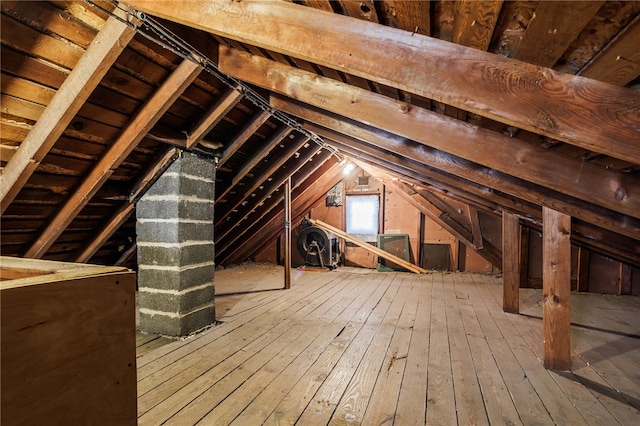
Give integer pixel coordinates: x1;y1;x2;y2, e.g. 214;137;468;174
542;206;572;370
284;176;292;289
576;247;590;292
519;226;530;289
502;211;520;313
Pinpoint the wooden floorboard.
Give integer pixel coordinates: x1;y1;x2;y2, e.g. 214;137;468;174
136;267;640;425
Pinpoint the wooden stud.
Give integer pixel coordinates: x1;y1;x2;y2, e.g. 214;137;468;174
542;206;572;370
23;58;202;258
576;247;590;292
502;211;520;313
126;0;640;162
620;263;632;295
0;8;137;213
520;226;530;289
468;206;484;250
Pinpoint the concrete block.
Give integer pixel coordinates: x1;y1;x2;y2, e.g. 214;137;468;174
137;243;214;267
139;304;215;337
136;199;213;221
138;284;214;314
137;263;215;291
135;222;213;244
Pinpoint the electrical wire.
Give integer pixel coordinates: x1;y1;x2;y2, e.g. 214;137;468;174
81;0;344;162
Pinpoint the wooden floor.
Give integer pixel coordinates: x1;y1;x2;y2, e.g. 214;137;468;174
136;267;640;425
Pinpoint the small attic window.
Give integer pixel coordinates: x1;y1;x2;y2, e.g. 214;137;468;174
346;194;379;242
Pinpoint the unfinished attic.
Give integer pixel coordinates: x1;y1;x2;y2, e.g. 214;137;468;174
1;0;639;424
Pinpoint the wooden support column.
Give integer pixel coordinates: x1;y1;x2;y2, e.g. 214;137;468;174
502;211;520;313
284;176;292;289
542;206;572;370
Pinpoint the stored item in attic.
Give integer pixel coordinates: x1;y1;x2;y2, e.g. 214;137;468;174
308;218;427;274
297;218;341;270
0;257;137;425
377;234;411;272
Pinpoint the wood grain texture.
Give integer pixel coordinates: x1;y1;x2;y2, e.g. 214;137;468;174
1;267;136;425
453;0;504;51
542;206;572;370
502;211;520;313
126;0;640;162
275;95;640;243
512;1;603;68
376;0;431;36
580;14;640;86
220;47;640;220
23;58;201;258
0;8;136;213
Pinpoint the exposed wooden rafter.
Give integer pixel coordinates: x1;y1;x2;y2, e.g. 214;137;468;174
216;146;323;242
218;110;271;167
216;126;292;203
274;96;640;241
216;136;310;226
220;48;640;220
579;14;640;86
23;58;202;258
126;0;640;163
185;86;243;149
217;154;336;261
511;1;603;68
75;147;180;263
0;8;137;213
355;159;502;268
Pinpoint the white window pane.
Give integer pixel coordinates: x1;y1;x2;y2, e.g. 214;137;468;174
346;195;379;242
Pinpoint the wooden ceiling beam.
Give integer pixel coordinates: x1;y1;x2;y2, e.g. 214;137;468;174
296;109;639;241
218;110;271;167
185;86;243;149
23;58;202;258
0;8;137;213
125;0;640;162
74;147;180;263
579;14;640;86
220;49;639;220
216;126;292;202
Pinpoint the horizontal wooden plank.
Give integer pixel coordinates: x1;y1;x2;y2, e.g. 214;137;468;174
219;47;640;221
126;0;640;162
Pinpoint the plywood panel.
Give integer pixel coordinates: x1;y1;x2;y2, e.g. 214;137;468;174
1;264;137;425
